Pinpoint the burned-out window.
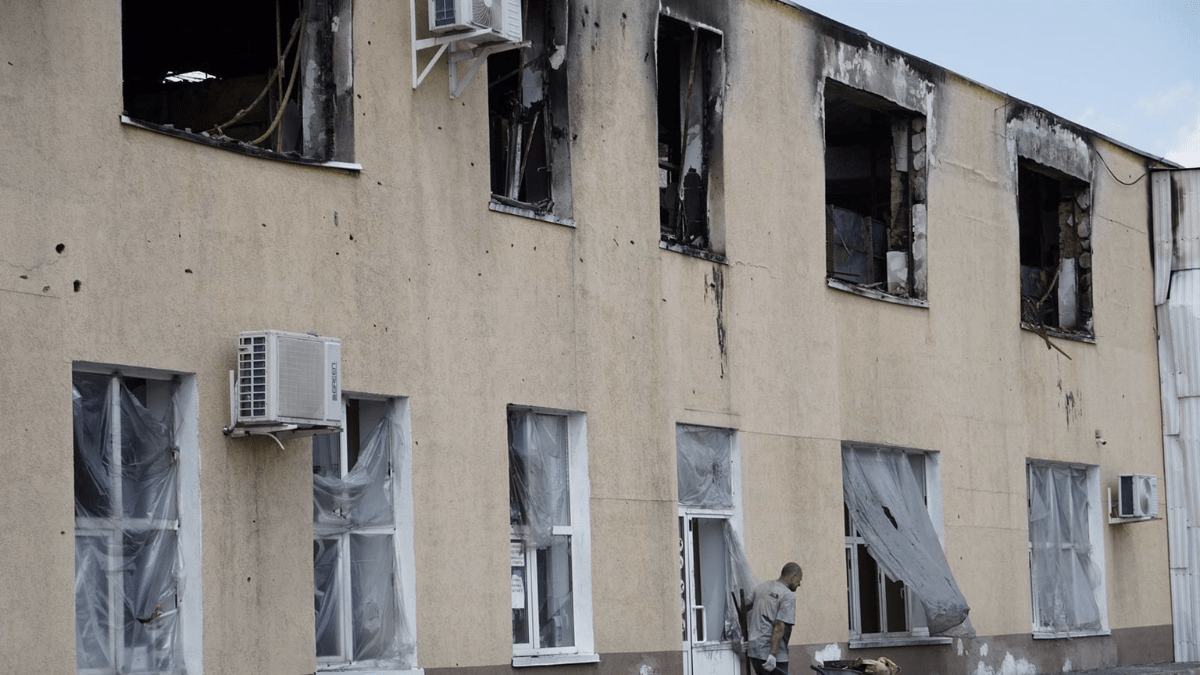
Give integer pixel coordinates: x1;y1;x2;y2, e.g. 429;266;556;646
488;0;572;219
122;0;354;164
657;16;722;253
1018;160;1092;336
825;82;927;300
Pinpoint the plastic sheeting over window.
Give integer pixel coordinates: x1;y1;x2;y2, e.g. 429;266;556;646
842;444;970;636
509;410;576;650
313;399;416;669
677;425;734;510
1027;462;1103;635
74;373;184;674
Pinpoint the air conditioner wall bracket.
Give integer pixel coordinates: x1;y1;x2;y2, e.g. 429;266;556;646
222;370;342;449
411;0;529;97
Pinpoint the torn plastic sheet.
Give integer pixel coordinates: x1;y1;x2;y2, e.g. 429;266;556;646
722;520;758;641
1028;463;1103;634
842;444;971;635
73;373;183;673
313;401;415;667
508;410;575;648
509;410;570;550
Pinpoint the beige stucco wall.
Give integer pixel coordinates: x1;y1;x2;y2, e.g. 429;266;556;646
0;0;1170;674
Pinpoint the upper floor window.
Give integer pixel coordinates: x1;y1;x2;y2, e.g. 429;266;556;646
313;396;418;671
825;81;927;303
488;0;573;222
122;0;354;164
508;407;596;665
1018;160;1093;338
74;368;202;674
657;15;723;257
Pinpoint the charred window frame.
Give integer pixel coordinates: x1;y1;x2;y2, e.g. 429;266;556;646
824;82;927;302
1018;160;1093;338
121;0;354;165
488;0;573;221
657;16;723;254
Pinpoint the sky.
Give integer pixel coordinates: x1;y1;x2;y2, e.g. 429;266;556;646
794;0;1200;168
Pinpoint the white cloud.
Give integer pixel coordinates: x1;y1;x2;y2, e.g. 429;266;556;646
1165;115;1200;168
1137;80;1198;117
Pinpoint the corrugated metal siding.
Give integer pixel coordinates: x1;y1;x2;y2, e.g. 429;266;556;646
1154;169;1200;662
1169;270;1200;397
1175;171;1200;271
1160;304;1181;435
1155;172;1175;303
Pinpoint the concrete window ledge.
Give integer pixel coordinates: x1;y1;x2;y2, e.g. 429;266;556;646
489;201;576;228
1032;629;1111;640
827;278;930;308
513;653;601;668
849;637;953;649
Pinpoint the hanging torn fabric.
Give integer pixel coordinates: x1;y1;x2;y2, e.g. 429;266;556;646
842;443;971;635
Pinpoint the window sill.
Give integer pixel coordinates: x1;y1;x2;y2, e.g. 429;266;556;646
826;279;928;308
1020;322;1096;344
1032;629;1110;640
849;637;952;649
120;116;362;171
319;662;427;667
489;200;575;228
659;241;728;264
513;653;600;668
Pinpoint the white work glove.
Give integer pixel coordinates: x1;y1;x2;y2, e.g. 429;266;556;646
764;655;777;672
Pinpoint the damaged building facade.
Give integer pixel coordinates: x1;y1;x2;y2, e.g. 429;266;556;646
0;1;1186;675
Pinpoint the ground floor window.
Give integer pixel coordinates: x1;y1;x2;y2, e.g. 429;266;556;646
1027;461;1107;637
73;368;200;674
313;396;417;670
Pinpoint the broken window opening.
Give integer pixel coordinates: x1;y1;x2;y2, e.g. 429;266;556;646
658;16;722;252
488;0;572;218
825;82;926;300
1018;160;1093;336
122;0;353;163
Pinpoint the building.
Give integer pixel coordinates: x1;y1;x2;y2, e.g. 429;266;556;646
0;1;1192;674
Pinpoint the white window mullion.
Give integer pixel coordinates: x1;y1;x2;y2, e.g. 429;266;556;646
527;547;541;650
337;410;355;664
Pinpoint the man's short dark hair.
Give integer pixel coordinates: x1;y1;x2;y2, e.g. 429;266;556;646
781;562;803;580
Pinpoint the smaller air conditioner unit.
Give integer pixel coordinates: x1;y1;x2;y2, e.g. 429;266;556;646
429;0;522;43
1117;473;1158;519
236;330;342;428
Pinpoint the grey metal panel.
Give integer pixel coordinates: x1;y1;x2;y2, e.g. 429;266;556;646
1166;435;1187;569
1160;303;1181;435
1154;172;1175;304
1180;395;1200;523
1175;170;1200;271
1170;270;1200;397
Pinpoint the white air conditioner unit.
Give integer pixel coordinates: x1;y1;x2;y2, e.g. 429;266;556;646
1117;473;1158;519
236;330;342;428
429;0;522;43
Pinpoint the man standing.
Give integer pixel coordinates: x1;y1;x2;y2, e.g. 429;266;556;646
746;563;802;675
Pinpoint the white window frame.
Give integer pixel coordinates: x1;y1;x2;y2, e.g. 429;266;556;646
509;407;596;667
843;448;945;646
72;363;203;675
1026;460;1109;639
676;425;742;652
314;394;421;675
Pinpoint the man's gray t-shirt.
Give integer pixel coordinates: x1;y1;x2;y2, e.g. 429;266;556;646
747;579;796;662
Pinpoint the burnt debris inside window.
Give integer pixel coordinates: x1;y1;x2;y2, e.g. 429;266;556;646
122;0;353;163
1018;160;1092;335
657;16;721;252
488;0;572;218
824;82;926;300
